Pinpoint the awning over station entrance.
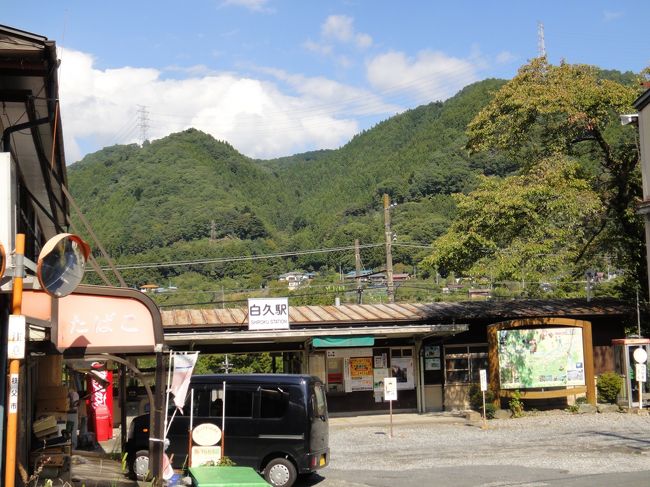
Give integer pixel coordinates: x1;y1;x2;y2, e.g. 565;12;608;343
313;336;375;348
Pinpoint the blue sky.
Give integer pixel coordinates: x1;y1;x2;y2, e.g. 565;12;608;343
4;0;649;163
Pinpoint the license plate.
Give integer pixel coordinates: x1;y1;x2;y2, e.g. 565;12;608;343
319;455;326;467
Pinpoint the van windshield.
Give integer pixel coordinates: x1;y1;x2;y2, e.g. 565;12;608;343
312;382;327;417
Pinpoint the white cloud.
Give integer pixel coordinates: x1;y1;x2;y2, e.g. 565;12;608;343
366;50;480;105
495;50;517;65
220;0;271;13
321;14;373;49
56;48;398;163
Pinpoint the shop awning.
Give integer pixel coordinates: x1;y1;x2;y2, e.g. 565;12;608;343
313;336;375;348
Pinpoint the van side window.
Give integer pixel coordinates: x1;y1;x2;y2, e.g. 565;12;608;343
260;388;289;419
312;383;326;417
207;387;253;418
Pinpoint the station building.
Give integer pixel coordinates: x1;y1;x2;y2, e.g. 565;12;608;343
161;298;633;413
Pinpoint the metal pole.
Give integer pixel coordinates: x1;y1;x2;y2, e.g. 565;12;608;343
383;194;395;303
5;234;24;487
221;381;226;460
188;389;194;468
389;399;393;438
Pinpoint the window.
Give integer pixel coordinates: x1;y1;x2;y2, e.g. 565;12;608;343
207;387;253;417
312;383;326;418
444;345;488;384
391;347;413;358
260;388;289;419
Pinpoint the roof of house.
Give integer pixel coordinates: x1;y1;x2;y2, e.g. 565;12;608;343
634;88;650;111
0;24;69;239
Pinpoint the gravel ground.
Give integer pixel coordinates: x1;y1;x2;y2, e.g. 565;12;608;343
327;411;650;475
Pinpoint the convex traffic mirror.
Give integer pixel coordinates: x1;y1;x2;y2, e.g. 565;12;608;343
37;233;90;297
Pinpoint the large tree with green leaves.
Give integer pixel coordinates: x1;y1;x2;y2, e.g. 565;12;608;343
422;156;604;292
446;58;643;297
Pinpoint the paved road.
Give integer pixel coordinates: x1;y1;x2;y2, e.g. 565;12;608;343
302;411;650;487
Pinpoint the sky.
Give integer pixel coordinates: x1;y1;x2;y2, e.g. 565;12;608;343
4;1;650;163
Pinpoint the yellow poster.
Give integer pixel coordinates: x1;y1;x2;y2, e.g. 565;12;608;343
349;357;373;391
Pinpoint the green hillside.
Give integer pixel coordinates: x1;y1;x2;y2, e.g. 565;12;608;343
68;79;509;290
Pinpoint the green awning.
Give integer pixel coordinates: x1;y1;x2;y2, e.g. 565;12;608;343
312;336;375;348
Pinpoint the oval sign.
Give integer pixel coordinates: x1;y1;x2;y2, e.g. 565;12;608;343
633;347;648;364
192;423;221;446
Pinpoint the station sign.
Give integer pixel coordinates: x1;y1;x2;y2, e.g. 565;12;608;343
247;297;289;330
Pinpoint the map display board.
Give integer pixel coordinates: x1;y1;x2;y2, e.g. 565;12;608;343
498;327;585;389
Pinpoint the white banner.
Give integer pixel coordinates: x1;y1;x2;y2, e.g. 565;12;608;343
248;297;289;330
170;352;199;411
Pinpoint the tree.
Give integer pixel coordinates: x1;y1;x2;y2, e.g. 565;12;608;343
464;58;643;297
421;156;604;291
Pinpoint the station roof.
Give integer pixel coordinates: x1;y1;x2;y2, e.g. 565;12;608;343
161;298;631;330
161;298;632;349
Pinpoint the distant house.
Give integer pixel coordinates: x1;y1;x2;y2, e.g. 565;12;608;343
468;288;491;300
139;284;159;293
442;284;464;294
393;273;410;282
279;271;311;290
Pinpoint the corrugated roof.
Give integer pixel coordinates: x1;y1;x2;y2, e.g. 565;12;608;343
160;297;631;330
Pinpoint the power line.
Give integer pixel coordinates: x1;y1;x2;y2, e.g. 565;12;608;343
88;243;385;272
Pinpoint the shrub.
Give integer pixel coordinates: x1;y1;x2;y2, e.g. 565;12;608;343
597;371;623;404
469;383;496;419
508;390;524;418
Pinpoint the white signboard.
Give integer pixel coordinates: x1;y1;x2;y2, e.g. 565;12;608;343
633;347;648;364
8;373;18;413
384;377;398;401
636;364;647;383
479;369;487;392
191;446;221;467
192;423;221;446
7;315;25;359
248;297;289;330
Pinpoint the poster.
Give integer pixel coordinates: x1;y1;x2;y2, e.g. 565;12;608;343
349;357;373;391
424;345;440;358
373;368;391;392
390;357;414;390
425;358;441;371
498;327;585;389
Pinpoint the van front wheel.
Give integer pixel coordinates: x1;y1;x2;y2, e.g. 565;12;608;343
264;457;297;487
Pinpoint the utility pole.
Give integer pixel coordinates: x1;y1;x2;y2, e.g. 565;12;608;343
383;194;395;303
355;239;362;304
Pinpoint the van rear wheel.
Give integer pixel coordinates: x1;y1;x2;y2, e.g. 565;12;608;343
264;457;297;487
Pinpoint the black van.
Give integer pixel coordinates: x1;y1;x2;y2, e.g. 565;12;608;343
125;374;329;487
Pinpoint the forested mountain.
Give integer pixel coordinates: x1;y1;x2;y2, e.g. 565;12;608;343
67;63;644;308
68;78;510;294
